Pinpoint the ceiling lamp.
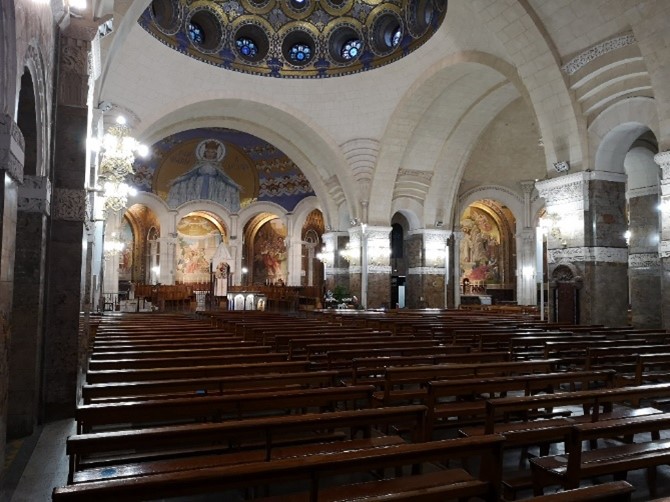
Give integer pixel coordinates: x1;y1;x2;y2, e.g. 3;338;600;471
140;0;448;78
96;117;146;212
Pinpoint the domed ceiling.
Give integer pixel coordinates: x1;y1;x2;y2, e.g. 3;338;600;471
139;0;448;78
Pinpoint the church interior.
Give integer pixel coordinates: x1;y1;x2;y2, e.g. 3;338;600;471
3;0;670;500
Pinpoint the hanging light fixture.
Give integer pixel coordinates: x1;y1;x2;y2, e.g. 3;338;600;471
96;116;147;212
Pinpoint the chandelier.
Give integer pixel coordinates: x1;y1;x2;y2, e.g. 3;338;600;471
95;116;147;212
103;234;125;257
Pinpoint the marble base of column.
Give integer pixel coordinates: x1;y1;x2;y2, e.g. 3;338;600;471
8;211;47;437
581;261;629;327
629;266;662;328
407;269;446;309
367;269;391;309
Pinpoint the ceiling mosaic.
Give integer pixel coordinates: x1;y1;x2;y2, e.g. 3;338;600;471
131;127;315;212
139;0;447;78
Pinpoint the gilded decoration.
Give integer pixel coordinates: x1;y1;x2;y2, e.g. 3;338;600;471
139;0;447;78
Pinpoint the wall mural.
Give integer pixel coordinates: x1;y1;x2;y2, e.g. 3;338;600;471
118;216;134;281
253;219;287;285
460;206;502;285
131;127;315;212
175;214;224;284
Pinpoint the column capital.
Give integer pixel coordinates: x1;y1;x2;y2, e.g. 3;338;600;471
655;151;670;181
52;187;87;222
520;180;536;195
0;114;25;183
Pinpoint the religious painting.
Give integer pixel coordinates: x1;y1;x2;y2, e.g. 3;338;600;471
460;206;502;285
118;217;134;281
175;214;223;283
132;128;315;213
253;219;287;284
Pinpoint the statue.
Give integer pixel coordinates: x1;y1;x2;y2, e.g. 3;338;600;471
167;139;241;212
212;240;234;297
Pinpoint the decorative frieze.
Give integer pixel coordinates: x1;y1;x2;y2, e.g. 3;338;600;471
628;252;660;269
627;185;659;199
536;173;590;212
58;36;91;107
548;246;628;264
562;32;636;75
655;151;670;182
18;176;51;215
408;267;446;275
52;187;87;222
0;114;25;183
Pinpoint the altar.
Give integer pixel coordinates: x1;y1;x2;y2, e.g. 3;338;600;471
226;291;267;311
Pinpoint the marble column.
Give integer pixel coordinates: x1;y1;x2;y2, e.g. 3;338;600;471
406;229;450;309
655;151;670;329
322;231;349;295
8;176;50;438
536;171;628;326
627;186;661;328
0;114;24;463
43;28;93;419
451;231;463;308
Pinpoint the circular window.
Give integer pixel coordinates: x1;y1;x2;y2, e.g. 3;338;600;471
188;22;204;44
407;0;436;37
186;10;223;52
234;23;269;62
328;25;364;63
342;39;362;60
150;0;180;33
282;30;315;66
370;12;404;55
237;37;258;58
290;43;312;63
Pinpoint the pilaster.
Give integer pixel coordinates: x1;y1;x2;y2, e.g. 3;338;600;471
43;22;93;419
536;171;628;325
0;114;24;463
8;176;50;437
655;150;670;329
406;229;450;309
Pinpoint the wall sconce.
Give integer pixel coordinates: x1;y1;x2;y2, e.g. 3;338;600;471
553;161;570;173
92;116;147;212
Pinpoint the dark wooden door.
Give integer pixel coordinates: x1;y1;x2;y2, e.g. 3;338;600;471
555;282;578;324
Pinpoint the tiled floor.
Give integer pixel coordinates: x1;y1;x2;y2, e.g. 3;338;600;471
1;420;73;502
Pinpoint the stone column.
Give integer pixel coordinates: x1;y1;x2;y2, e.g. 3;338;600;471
8;176;50;438
517;181;538;305
451;231;463;308
361;225;392;309
321;231;347;294
627;185;661;328
0;114;24;463
43;27;93;419
655;151;670;329
285;214;302;287
406;229;450;309
536;172;628;326
305;242;316;287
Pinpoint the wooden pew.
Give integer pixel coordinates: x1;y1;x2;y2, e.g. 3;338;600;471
523;481;634;501
350;351;511;385
52;435;505;502
425;369;617;438
81;370;340;404
374;359;560;405
90;345;272;360
67;405;428;483
76;384;376;433
87;352;289;371
530;412;670;496
85;360;312;384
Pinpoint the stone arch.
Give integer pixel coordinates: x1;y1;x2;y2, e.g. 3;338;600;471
238;201;289;232
137;99;354;231
390;200;423;231
371;51;528;225
174;200;233;237
589;97;659;174
290;196;321;238
457;185;524;229
21;44;49;177
127;191;175;236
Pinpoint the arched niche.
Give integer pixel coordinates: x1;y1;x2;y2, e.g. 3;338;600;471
300;208;325;289
243;212;288;286
458;199;516;302
174;211;228;285
123;204;161;284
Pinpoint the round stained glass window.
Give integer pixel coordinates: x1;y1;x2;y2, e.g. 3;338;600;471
341;39;362;60
391;27;402;47
188;22;204;44
236;37;258;58
289;43;312;63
